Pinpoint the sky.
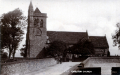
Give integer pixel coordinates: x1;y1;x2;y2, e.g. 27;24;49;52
0;0;120;57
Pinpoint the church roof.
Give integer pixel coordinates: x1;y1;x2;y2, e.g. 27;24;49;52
34;7;41;13
47;31;109;48
89;36;109;48
47;31;88;44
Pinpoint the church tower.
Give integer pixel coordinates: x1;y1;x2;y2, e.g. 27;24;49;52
26;2;47;58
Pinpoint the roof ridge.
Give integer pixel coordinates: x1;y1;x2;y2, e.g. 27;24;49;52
47;31;87;33
89;36;105;37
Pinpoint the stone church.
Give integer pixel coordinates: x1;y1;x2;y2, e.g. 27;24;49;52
26;2;109;58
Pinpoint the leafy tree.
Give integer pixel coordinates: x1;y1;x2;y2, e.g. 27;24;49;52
20;45;26;57
70;38;94;56
112;23;120;49
46;41;67;58
1;8;26;59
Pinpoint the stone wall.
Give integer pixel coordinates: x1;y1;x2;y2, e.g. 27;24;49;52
27;2;47;58
1;58;57;75
95;48;108;56
83;57;120;67
82;57;90;67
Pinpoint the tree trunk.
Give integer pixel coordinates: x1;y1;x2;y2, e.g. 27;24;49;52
12;48;16;60
8;51;11;59
12;53;15;60
12;36;15;60
8;44;12;59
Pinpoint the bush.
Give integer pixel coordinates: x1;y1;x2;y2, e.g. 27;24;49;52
1;52;8;59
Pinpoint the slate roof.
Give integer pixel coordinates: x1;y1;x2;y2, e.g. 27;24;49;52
47;31;109;48
47;31;88;44
89;36;109;48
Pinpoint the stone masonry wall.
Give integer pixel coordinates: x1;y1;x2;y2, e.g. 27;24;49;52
1;58;57;75
83;57;120;67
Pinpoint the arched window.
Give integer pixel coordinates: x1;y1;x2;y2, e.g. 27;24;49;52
34;18;39;27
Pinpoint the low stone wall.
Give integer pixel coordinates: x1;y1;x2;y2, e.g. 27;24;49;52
82;57;90;67
83;57;120;67
1;58;57;75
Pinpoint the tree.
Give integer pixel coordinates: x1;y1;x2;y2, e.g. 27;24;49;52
1;8;26;59
112;23;120;49
70;38;94;56
20;45;26;57
46;41;67;58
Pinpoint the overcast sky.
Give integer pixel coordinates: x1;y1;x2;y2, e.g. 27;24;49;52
0;0;120;57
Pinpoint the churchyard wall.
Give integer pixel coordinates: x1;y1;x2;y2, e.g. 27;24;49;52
83;57;120;67
1;58;57;75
